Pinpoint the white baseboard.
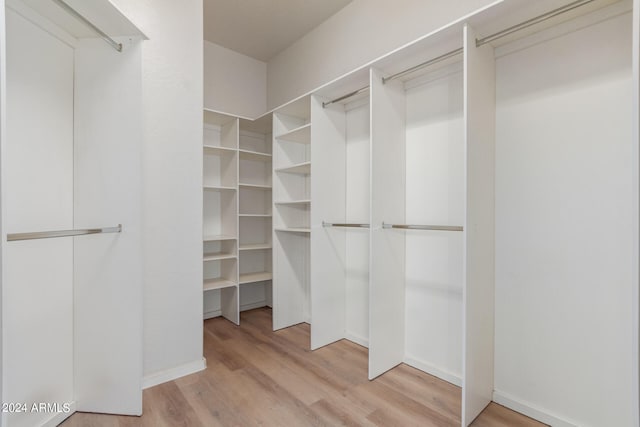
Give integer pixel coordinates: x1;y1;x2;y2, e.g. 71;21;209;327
403;355;462;387
240;300;267;312
204;309;221;320
143;358;206;389
493;390;579;427
344;332;369;348
41;401;76;427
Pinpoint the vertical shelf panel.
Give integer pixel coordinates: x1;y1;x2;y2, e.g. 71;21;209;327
369;68;406;380
462;24;496;427
272;98;312;331
310;95;347;350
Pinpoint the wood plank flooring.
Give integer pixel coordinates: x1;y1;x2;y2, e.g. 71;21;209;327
62;308;546;427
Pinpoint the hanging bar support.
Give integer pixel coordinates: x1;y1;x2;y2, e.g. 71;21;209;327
7;224;122;242
322;86;370;108
382;222;463;232
53;0;123;52
322;221;370;228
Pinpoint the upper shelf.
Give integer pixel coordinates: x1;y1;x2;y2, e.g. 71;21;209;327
15;0;147;41
275;161;311;175
204;145;237;155
275;123;311;144
239;149;272;162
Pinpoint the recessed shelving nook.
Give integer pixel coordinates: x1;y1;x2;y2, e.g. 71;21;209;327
202;110;274;322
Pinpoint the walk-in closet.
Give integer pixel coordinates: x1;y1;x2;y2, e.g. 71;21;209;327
1;0;638;425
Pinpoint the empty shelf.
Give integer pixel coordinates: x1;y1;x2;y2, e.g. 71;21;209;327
275;227;311;233
239;149;272;162
239;214;272;217
203;235;236;242
204;145;237;155
276;123;311;144
203;252;236;262
275;161;311;175
239;243;272;251
203;185;236;191
275;200;311;206
203;278;237;291
239;272;273;284
239;183;272;190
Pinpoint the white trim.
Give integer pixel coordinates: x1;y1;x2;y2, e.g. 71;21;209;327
240;300;268;312
142;358;206;389
403;356;462;387
203;308;221;320
344;332;369;348
40;401;76;427
492;390;580;427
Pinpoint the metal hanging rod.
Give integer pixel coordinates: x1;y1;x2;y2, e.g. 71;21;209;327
52;0;123;52
382;222;463;232
7;224;122;242
322;86;370;108
382;47;464;84
476;0;596;46
382;0;596;84
322;221;370;228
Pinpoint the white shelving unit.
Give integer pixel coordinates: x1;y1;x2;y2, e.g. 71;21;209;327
238;115;273;313
272;96;312;330
202;110;274;323
202;110;239;324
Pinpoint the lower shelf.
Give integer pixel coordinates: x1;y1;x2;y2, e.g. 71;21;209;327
239;272;273;284
275;227;311;233
203;278;237;291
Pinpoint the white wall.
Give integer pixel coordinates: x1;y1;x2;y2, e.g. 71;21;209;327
204;40;266;119
110;0;205;384
266;0;496;109
494;12;634;426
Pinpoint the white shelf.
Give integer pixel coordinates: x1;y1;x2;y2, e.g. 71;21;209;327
239;149;272;162
203;252;236;262
239;183;272;190
276;123;311;144
275;161;311;175
203;185;237;192
203;235;236;242
274;200;311;206
239;214;272;217
275;227;311;233
239;272;273;284
204;145;237;155
203;278;237;291
239;243;272;251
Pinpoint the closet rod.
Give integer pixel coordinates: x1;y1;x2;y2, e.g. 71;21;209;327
382;0;596;84
382;222;463;232
7;224;122;242
322;221;370;228
53;0;123;52
476;0;596;46
322;86;370;108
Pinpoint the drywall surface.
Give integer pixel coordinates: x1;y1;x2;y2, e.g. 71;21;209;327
267;0;496;109
494;12;634;426
204;40;266;118
110;0;204;381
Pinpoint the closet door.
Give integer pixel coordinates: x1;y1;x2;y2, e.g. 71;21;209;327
3;9;75;427
369;68;406;379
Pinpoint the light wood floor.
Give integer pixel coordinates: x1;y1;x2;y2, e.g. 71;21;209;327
62;308;545;427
